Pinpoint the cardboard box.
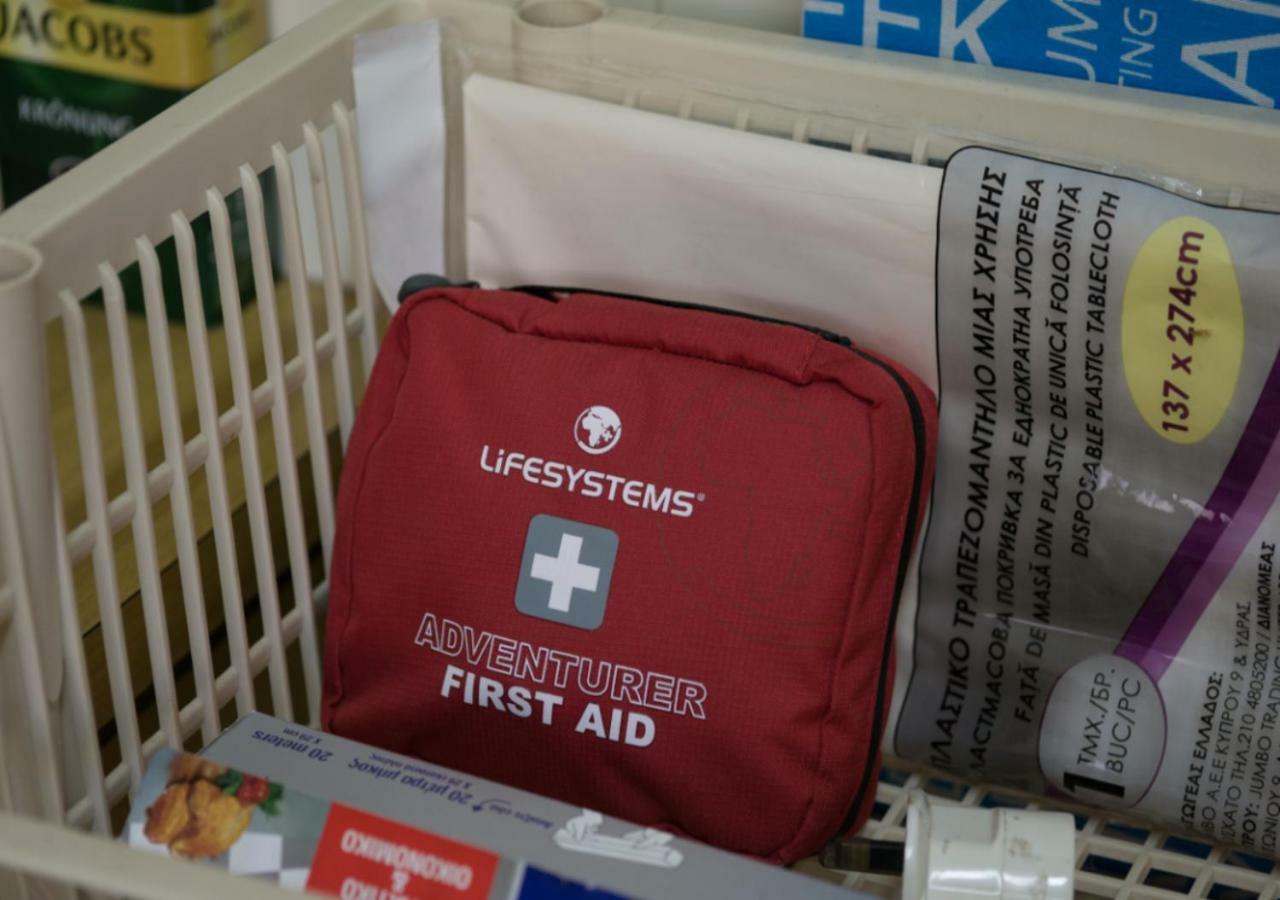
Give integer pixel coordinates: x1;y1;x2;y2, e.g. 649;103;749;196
121;712;863;899
0;1;272;321
802;1;1280;109
0;0;265;204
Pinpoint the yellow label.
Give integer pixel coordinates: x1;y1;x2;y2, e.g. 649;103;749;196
0;0;265;90
1122;216;1244;444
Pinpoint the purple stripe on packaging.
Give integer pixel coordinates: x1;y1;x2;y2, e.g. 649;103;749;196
1116;351;1280;681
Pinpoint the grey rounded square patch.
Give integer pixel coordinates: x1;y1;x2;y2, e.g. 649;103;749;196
514;514;619;631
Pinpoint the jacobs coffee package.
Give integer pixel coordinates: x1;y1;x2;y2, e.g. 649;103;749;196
0;1;270;321
0;0;266;204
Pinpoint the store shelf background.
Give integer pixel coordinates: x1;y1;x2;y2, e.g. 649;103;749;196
0;1;1275;897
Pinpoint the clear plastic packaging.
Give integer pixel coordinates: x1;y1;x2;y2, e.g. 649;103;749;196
891;145;1280;860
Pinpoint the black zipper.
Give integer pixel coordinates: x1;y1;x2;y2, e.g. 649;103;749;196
510;284;854;347
508;284;928;841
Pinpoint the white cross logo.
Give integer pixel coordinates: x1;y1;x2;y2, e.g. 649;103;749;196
516;515;617;630
531;533;601;613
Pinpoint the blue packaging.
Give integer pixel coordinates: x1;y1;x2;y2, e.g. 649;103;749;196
802;0;1280;108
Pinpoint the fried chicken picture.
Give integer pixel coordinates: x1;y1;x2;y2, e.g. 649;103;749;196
142;754;283;860
170;783;254;859
166;755;228;786
142;782;190;846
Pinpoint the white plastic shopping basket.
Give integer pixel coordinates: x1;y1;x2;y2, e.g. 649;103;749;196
0;1;1278;897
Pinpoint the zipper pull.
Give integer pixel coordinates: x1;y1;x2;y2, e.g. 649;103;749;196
509;285;568;301
397;274;479;304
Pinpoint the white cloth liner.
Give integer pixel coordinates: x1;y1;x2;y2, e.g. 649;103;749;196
352;20;447;312
463;74;942;392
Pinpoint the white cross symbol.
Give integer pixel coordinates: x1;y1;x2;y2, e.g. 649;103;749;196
531;533;600;613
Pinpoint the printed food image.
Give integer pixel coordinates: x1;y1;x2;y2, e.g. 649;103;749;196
142;782;190;845
143;755;283;859
168;755;230;785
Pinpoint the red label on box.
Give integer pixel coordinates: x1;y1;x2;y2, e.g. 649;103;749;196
306;803;499;899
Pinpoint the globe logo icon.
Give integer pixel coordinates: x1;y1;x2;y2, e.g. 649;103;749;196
574;406;622;455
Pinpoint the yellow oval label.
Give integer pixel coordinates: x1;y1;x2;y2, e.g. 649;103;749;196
1122;216;1243;445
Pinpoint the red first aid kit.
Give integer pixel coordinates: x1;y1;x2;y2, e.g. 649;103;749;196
323;284;937;863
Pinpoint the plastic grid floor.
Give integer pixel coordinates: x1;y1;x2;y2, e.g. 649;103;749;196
793;761;1280;899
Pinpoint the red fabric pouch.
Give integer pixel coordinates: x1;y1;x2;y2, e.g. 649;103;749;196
323;284;937;862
